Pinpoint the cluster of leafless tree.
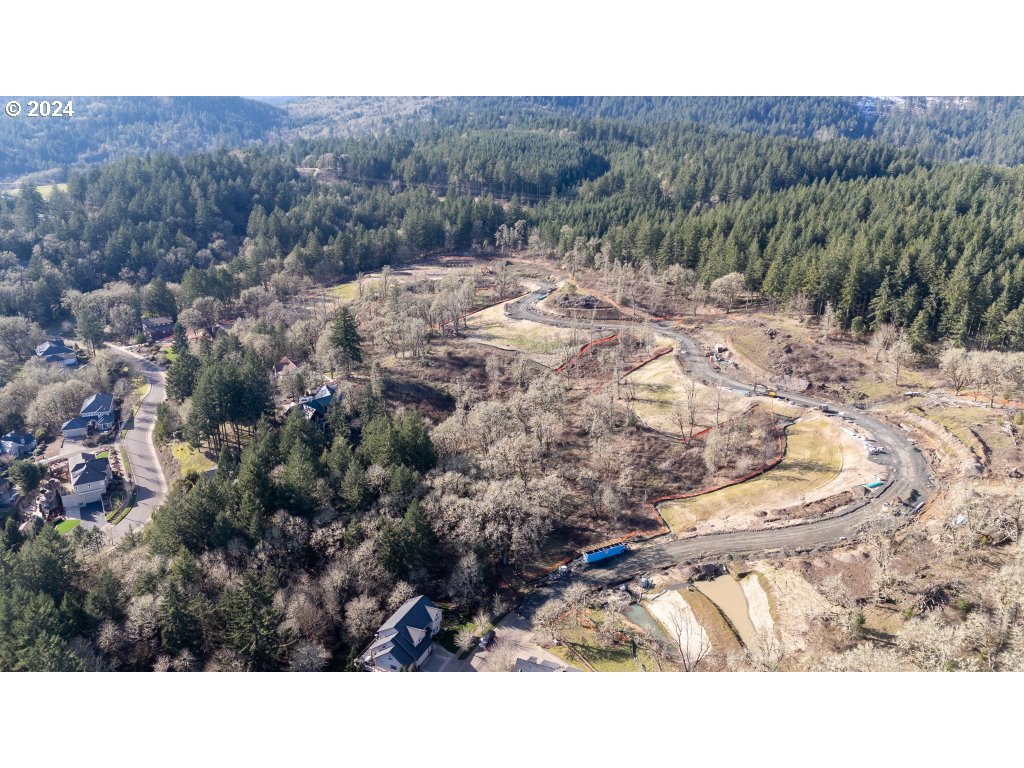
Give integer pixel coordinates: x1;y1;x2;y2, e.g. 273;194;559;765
0;350;136;439
940;346;1024;405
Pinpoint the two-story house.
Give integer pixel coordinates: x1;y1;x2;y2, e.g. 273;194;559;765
141;316;175;343
62;393;117;440
60;452;112;511
35;339;77;367
361;596;442;672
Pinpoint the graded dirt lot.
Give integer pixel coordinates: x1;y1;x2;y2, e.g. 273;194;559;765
464;298;588;367
659;411;879;534
623;344;747;435
700;313;942;403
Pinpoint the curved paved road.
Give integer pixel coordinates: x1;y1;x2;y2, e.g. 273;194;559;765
507;289;934;584
107;348;168;541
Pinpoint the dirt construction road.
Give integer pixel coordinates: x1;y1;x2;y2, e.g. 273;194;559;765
507;288;934;585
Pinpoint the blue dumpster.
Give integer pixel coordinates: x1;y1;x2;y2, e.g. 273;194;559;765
582;543;626;564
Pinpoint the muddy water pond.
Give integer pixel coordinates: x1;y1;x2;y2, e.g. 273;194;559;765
623;603;674;648
694;575;757;648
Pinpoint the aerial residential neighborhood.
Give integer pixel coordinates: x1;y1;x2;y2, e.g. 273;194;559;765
6;8;1023;768
1;91;1023;691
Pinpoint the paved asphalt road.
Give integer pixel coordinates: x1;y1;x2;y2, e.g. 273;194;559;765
108;348;168;541
507;288;934;586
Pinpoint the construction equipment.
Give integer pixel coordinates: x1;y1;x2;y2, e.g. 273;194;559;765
753;382;778;398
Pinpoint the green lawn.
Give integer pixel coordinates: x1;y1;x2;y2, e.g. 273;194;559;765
2;183;68;199
548;610;663;671
171;441;216;476
55;519;81;534
328;281;364;302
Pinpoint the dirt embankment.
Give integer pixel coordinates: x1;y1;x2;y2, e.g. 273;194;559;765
900;411;983;477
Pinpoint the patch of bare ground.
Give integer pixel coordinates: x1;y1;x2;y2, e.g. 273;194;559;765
745;560;837;659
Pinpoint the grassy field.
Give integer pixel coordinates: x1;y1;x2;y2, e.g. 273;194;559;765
624;344;747;435
464;299;583;366
328;281;361;302
1;183;68;199
852;366;932;400
171;441;216;476
547;610;664;672
915;404;1010;462
659;413;846;532
703;321;775;371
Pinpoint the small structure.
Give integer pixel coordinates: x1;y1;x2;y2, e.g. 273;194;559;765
60;417;93;440
35;339;77;367
298;383;337;425
141;316;175;343
60;452;111;511
513;656;577;672
0;430;36;458
272;356;299;379
361;596;442;672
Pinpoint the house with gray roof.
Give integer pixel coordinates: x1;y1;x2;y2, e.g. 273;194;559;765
0;430;36;458
361;596;442;672
80;393;115;419
35;339;77;367
60;452;111;511
60;417;93;440
60;393;118;440
298;383;337;426
513;656;578;672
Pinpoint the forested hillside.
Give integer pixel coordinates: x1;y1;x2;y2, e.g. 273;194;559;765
0;97;284;182
4;96;1024;348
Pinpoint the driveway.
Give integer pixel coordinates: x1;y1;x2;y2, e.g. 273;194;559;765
420;644;455;672
448;612;582;672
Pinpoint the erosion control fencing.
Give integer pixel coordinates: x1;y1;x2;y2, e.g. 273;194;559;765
643;417;790;526
554;333;619;374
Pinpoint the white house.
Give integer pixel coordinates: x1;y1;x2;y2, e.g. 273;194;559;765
361;596;442;672
60;452;111;511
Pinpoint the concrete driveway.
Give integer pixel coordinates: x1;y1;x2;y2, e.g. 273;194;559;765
420;644;455;672
448;612;582;672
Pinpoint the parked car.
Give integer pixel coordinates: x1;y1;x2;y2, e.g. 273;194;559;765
478;630;495;650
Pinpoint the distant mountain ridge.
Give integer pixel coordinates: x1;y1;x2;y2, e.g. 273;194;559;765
0;96;285;183
4;96;1024;184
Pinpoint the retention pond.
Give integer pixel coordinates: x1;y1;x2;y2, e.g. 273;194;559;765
694;574;757;648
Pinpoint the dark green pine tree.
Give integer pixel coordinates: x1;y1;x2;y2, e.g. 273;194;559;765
76;305;105;353
145;277;178;320
219;569;287;672
329;306;363;373
86;567;126;624
166;349;201;402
